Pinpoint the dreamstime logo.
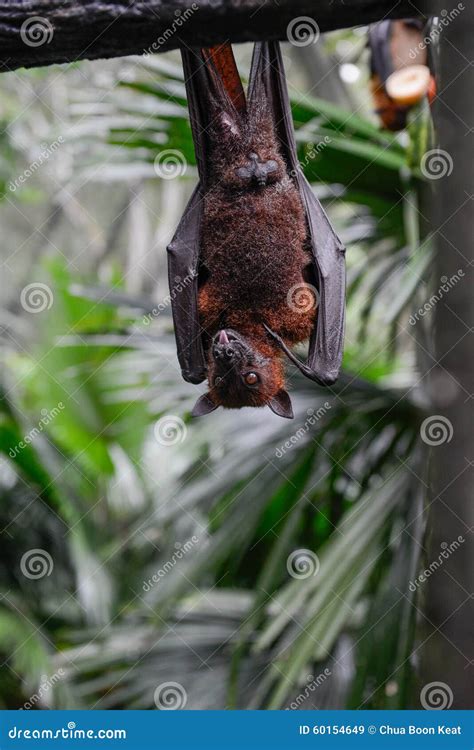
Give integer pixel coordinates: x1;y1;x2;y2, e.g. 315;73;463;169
409;269;464;325
409;537;465;592
420;681;453;710
142;273;195;325
409;5;465;60
20;282;54;313
276;138;332;195
153;415;187;446
420;415;453;446
9;402;65;458
20;549;54;580
8;136;64;193
287;283;319;314
287;549;320;579
154;149;187;180
286;668;332;710
144;4;199;54
275;403;331;458
287;17;320;47
142;536;199;591
301;138;332;165
421;149;453;180
20;17;54;47
22;669;65;710
154;682;187;710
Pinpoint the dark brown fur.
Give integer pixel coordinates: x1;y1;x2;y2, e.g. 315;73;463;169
197;99;316;411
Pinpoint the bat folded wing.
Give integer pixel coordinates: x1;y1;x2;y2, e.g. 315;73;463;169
250;41;346;386
167;185;207;384
299;178;346;385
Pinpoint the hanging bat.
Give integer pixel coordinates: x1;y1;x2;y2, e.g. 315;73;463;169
369;19;436;131
167;42;345;419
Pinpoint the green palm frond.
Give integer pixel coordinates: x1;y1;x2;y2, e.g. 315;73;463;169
0;41;433;711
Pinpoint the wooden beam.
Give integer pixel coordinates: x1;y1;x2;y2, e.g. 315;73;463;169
0;0;416;72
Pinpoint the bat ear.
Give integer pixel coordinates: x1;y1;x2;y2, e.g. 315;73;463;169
191;392;219;418
268;390;294;419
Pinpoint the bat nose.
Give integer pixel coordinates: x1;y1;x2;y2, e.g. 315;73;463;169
213;345;235;362
214;330;234;359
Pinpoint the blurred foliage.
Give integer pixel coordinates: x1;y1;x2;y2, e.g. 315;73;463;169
0;38;434;710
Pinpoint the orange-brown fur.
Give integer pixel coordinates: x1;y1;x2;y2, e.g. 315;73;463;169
197;98;316;409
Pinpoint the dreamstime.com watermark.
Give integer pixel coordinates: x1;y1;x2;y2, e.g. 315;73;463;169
409;270;464;325
143;273;194;324
287;549;320;579
154;149;187;179
276;403;331;458
286;668;332;709
144;5;198;55
154;681;187;710
287;282;319;314
420;681;454;710
287;17;320;47
9;403;65;458
277;138;332;195
409;537;465;592
20;16;54;47
21;669;65;710
421;149;454;180
8;137;64;193
153;415;187;446
8;724;126;740
420;415;453;446
301;138;332;170
20;282;54;313
142;536;199;591
409;5;465;60
20;549;54;579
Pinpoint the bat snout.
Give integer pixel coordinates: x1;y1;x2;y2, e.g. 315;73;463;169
212;329;241;363
213;345;236;362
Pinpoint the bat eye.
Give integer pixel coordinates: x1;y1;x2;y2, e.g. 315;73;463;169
244;372;259;386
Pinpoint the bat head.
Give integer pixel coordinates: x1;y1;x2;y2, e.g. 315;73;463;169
192;329;293;419
209;105;286;191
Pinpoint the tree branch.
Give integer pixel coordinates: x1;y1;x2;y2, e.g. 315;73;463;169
0;0;416;72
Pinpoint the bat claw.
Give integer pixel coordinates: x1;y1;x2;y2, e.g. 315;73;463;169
263;323;337;387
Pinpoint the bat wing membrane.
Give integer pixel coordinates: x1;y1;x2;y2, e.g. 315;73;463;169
167;47;246;384
167;184;206;384
248;42;346;385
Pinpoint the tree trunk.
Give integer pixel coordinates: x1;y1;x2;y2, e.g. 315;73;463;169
0;0;416;72
418;0;474;710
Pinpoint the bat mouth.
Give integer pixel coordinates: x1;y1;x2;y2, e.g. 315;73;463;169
212;329;244;364
214;329;238;346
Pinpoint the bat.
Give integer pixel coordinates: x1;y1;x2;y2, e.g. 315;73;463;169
369;19;436;131
167;42;346;419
